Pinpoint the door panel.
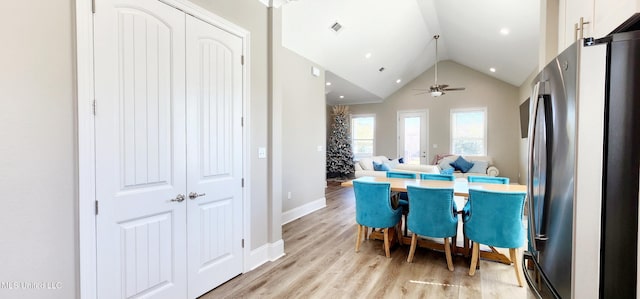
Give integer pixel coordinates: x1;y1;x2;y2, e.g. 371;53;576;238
186;15;244;298
94;0;187;298
398;111;428;165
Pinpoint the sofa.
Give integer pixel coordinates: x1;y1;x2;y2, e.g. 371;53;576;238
434;155;500;178
354;156;440;178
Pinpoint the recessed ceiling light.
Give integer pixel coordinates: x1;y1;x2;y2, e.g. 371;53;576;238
490;67;496;72
500;28;509;35
326;82;332;86
339;95;345;99
365;53;372;59
396;79;402;83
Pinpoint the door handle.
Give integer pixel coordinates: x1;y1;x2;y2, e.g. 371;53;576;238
189;192;206;200
170;194;186;202
527;81;542;252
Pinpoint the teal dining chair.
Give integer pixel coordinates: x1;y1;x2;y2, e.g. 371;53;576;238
420;173;455;181
386;171;417;179
353;180;403;258
386;171;415;235
463;189;526;287
467;175;510;184
406;186;458;271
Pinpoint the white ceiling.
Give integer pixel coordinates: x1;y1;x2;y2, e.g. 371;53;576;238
281;0;540;105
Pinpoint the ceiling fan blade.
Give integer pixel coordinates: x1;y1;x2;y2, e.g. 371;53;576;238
443;87;466;91
439;84;449;89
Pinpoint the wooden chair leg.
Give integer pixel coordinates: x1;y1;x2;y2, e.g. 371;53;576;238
510;248;524;287
463;236;470;256
444;238;454;271
383;228;391;258
451;235;457;255
407;234;418;262
355;224;363;252
469;242;479;276
395;223;403;246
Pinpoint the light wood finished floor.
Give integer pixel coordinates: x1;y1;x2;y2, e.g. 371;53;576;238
201;183;536;298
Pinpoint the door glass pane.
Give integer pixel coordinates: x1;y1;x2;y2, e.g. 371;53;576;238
403;117;421;164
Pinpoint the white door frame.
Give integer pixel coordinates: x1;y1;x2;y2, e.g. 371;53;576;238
397;109;429;164
75;0;252;297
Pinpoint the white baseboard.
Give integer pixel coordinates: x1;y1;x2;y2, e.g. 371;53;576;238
268;239;285;261
246;239;285;271
281;197;326;225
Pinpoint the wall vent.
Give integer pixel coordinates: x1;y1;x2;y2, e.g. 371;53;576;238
330;22;343;33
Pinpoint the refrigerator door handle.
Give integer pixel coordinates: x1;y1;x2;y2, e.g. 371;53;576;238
527;81;542;252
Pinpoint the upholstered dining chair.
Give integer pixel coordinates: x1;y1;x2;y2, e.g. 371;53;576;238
405;186;458;271
386;171;415;235
353;180;403;258
463;189;527;287
467;175;510;184
420;173;455;181
386;171;417;179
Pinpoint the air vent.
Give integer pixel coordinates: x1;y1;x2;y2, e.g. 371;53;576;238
330;22;343;33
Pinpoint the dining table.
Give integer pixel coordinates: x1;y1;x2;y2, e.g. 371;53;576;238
341;176;528;265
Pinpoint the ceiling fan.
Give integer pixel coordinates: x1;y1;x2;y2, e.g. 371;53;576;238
414;35;466;97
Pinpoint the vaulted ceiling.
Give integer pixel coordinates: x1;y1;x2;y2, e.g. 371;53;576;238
281;0;540;105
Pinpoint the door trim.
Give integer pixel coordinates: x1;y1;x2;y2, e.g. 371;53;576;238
75;1;252;297
396;109;429;164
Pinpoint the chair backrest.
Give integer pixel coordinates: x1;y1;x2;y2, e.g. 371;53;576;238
420;173;455;181
464;189;526;248
353;180;402;228
406;186;458;238
386;171;417;179
467;175;509;184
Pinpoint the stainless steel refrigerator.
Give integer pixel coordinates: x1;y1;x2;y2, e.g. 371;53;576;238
523;22;640;298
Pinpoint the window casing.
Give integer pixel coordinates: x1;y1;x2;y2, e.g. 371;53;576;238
351;114;375;159
450;108;487;156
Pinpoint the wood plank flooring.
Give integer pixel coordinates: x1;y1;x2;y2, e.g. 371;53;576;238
200;183;537;298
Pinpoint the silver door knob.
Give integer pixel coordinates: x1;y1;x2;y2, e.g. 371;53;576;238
189;192;206;200
170;194;185;202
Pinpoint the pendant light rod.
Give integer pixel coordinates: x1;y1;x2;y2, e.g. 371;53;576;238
434;34;439;86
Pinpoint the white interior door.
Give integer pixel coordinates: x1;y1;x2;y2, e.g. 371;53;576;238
185;15;244;298
94;0;187;298
398;110;429;165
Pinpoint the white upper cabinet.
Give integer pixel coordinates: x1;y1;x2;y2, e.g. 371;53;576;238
558;0;639;53
558;0;594;53
594;0;640;37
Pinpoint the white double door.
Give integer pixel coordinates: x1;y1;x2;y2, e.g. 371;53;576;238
94;0;244;298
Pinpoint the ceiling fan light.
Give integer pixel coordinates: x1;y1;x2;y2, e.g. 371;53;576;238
430;91;443;97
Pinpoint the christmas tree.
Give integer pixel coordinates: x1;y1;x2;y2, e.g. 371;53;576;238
327;105;354;178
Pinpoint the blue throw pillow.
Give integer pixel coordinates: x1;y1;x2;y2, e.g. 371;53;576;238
373;161;390;171
450;156;475;173
440;168;454;175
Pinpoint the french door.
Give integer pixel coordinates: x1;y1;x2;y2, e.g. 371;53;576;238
398;110;429;165
94;0;243;298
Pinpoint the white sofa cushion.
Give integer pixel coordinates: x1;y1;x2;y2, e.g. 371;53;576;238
394;164;439;174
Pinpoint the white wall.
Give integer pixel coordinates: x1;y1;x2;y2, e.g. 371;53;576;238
281;48;326;213
0;2;77;298
349;61;522;181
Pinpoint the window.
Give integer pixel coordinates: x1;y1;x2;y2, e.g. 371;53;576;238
351;115;375;159
450;108;487;156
